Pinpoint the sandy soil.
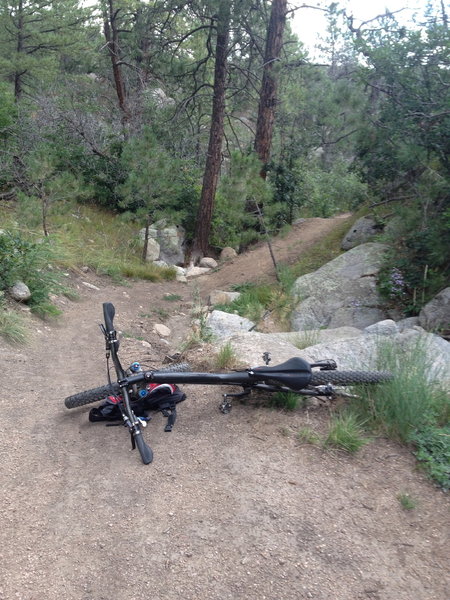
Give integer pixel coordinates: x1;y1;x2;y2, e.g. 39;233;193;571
0;216;448;600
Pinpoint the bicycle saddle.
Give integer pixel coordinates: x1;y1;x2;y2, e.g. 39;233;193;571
249;357;312;391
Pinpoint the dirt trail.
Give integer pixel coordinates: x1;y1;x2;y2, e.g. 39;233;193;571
197;215;351;295
0;217;448;600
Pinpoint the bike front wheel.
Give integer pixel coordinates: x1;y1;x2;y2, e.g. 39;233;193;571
133;428;153;464
64;362;191;409
64;383;120;409
309;370;392;386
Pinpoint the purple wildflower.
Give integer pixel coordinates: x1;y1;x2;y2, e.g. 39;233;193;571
389;268;406;297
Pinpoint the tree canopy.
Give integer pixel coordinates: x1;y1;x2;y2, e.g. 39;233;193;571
0;0;448;309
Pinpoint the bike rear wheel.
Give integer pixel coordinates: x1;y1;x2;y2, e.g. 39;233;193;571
310;370;392;386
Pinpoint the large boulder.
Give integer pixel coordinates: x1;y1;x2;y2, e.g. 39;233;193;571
140;221;185;265
227;331;302;366
226;327;450;391
206;310;255;339
274;326;362;346
418;287;450;332
153;223;185;265
341;216;382;250
291;242;389;331
144;237;160;262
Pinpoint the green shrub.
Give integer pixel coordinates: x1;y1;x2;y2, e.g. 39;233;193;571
354;340;449;443
0;231;63;315
299;160;369;218
378;188;450;316
353;339;449;488
409;426;450;491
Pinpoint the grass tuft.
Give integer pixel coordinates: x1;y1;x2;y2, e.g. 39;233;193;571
164;293;182;301
215;282;295;328
270;391;301;411
397;493;417;510
215;342;237;369
297;427;321;445
324;413;369;454
292;329;320;350
0;308;28;345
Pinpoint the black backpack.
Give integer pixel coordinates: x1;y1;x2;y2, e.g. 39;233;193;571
89;383;186;432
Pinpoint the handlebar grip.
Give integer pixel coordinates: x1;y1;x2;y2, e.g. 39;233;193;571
134;430;153;464
103;302;116;333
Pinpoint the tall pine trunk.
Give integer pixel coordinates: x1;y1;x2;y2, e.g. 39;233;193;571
192;2;231;258
254;0;287;178
103;0;130;125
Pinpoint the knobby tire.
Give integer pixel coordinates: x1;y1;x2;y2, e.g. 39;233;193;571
64;362;190;409
310;370;392;386
133;428;153;464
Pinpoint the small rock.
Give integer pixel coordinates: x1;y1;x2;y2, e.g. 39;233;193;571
396;317;420;332
9;281;31;302
82;281;100;291
186;266;210;278
153;260;168;268
341;216;382;250
364;319;398;336
208;290;241;306
153;324;171;337
220;247;237;261
306;397;322;409
199;257;218;269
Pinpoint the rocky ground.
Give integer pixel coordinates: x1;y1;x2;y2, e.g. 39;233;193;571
0;216;448;600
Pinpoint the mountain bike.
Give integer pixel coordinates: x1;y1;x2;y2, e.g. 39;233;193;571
64;302;392;464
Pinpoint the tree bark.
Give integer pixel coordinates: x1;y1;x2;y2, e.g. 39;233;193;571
103;0;130;124
13;0;25;101
192;2;231;257
254;0;287;178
